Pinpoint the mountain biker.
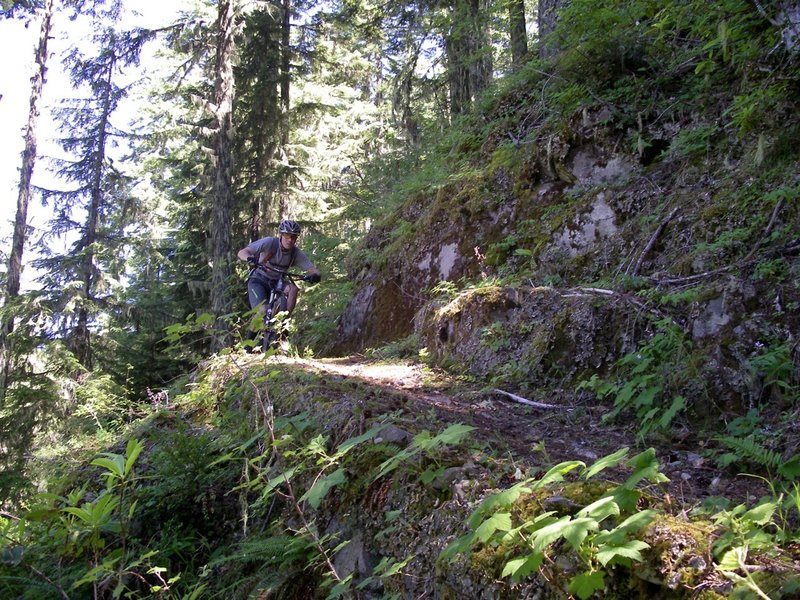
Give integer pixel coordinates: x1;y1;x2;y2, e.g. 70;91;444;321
237;219;322;319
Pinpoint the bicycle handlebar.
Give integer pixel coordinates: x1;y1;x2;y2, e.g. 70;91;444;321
246;263;314;283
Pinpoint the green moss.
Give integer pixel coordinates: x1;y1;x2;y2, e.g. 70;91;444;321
642;513;714;589
436;285;506;319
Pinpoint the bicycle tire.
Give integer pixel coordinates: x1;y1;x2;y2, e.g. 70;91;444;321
262;294;288;352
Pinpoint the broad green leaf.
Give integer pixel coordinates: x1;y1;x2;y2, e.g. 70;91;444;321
576;496;620;521
419;466;447;485
583;447;629;480
568;571;604;600
195;312;215;326
300;468;347;509
374;448;415;481
468;480;532;528
718;546;747;571
562;517;599;550
533;460;585;490
335;424;385;456
596;540;650;566
501;553;542;580
778;455;800;480
325;573;354;599
254;467;297;506
623;459;669;489
124;439;144;477
594;509;656;546
610;486;642;513
439;533;476;561
430;423;475;446
475;512;513;543
234;427;267;450
743;501;777;526
532;516;572;553
306;434;329;458
626;447;658;471
91;456;125;480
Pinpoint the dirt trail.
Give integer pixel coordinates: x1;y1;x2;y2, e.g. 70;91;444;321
271;354;766;505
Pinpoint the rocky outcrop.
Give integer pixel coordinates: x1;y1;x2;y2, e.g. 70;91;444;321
333;96;800;421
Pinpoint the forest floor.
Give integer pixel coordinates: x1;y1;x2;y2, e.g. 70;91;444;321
269;354;769;509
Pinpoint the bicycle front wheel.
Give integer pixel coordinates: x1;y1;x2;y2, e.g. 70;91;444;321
262;294;288;352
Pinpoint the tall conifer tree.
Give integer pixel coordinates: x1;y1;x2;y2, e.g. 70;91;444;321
210;0;236;351
36;8;154;368
0;0;55;398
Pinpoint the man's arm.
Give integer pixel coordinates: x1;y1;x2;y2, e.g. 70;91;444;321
305;266;321;283
237;246;257;262
294;248;321;282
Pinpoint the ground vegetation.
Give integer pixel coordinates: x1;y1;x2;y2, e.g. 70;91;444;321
1;0;799;598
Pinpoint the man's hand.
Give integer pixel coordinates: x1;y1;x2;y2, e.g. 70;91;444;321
307;272;321;284
247;256;259;267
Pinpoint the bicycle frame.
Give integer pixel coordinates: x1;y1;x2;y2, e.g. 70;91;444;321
247;264;309;351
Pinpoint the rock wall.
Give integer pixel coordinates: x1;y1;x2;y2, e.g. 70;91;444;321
332;111;800;415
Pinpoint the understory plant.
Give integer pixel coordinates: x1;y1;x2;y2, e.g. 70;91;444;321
440;447;667;599
219;364;476;600
0;439;188;599
578;318;691;438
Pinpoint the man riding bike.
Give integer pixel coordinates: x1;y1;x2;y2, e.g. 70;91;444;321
237;219;322;323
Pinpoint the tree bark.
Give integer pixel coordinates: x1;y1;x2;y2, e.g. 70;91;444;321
538;0;565;59
277;0;291;219
211;0;236;352
0;0;54;398
445;0;492;115
509;0;528;70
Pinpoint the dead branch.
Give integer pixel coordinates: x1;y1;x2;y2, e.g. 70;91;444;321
630;207;679;277
652;202;793;287
493;388;562;409
563;287;665;318
742;198;784;263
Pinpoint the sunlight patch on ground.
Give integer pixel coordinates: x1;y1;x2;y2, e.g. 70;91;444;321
269;355;423;386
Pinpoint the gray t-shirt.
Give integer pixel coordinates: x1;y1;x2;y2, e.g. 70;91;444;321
247;236;314;281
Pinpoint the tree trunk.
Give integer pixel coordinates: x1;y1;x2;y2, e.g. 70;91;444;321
277;0;291;219
0;0;54;398
444;0;492;115
538;0;564;59
509;0;528;70
211;0;236;352
73;35;116;369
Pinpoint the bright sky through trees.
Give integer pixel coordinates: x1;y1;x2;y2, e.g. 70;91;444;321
0;1;191;288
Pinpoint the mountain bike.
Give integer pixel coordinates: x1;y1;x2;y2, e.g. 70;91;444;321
247;264;313;352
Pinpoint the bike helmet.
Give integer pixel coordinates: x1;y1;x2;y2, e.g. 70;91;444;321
278;219;302;236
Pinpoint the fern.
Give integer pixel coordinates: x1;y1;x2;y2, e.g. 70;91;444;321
717;435;783;471
208;535;304;567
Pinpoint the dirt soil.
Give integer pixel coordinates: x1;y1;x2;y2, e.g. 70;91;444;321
273;354;770;508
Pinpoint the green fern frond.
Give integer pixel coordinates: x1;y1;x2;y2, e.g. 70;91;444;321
207;535;301;568
717;435;783;471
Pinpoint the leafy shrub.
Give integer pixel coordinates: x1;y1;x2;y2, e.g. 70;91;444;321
578;319;691;437
440;448;667;599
